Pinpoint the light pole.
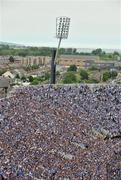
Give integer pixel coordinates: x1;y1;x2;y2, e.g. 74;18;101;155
51;16;70;84
55;16;71;64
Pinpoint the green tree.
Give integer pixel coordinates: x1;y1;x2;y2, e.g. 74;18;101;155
73;48;77;54
102;71;111;82
9;56;14;63
21;76;26;82
24;65;31;71
15;74;20;79
56;71;60;76
80;69;89;80
31;79;39;85
67;65;77;72
110;70;118;79
92;48;102;56
89;64;98;71
65;48;73;54
31;64;39;70
59;48;66;54
108;54;113;59
113;51;119;56
28;76;34;82
44;72;50;80
63;72;77;84
18;51;28;57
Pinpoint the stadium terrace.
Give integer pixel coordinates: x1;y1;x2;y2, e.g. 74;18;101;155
0;85;121;179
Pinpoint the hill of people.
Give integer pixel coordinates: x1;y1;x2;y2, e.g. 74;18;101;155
0;85;121;179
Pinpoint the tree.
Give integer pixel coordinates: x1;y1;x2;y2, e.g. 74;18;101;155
65;48;73;54
113;51;120;61
113;51;119;56
63;72;77;84
108;54;113;59
110;70;118;79
18;51;28;57
67;65;77;72
92;48;102;56
31;79;39;85
31;64;39;70
102;71;111;82
9;56;14;63
102;51;106;55
24;65;31;71
80;69;89;80
15;73;20;84
28;76;34;82
59;48;66;54
44;72;50;80
89;64;98;71
56;71;60;76
21;76;26;82
73;48;77;54
102;70;118;82
15;74;20;79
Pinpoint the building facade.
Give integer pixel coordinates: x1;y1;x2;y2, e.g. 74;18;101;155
58;55;120;70
21;56;51;66
84;60;115;69
58;55;99;67
0;56;51;66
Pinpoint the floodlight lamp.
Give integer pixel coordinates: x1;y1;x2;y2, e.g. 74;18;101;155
56;16;70;39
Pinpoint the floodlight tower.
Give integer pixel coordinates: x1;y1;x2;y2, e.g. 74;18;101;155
55;16;71;63
51;16;70;84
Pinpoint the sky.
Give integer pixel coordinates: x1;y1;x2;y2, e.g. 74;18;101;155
0;0;121;49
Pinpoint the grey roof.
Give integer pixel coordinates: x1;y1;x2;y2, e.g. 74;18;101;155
0;77;10;88
60;55;99;60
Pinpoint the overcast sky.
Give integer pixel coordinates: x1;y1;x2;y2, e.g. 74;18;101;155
0;0;121;48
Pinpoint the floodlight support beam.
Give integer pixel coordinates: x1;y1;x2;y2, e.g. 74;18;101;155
55;37;62;64
52;16;70;84
51;49;56;84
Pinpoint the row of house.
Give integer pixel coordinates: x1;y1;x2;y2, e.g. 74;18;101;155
21;56;50;66
0;55;121;70
0;56;51;66
58;55;121;70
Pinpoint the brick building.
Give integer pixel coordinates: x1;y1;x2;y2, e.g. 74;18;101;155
58;55;99;67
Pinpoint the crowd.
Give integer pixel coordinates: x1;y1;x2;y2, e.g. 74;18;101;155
0;84;121;179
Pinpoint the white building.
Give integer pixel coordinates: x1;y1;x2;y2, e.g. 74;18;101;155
2;71;15;79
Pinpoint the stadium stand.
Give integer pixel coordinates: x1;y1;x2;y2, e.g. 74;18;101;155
0;85;121;179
